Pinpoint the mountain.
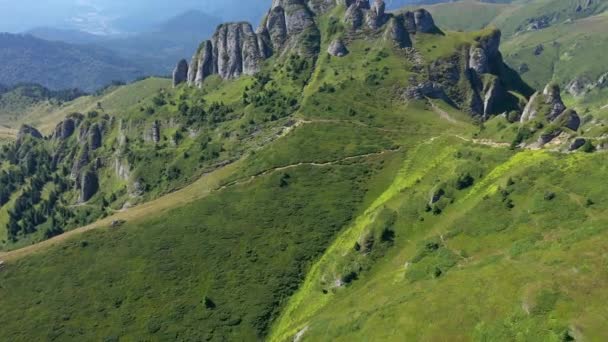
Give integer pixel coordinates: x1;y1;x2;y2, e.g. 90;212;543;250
26;27;103;45
26;10;224;83
0;33;144;92
1;0;608;341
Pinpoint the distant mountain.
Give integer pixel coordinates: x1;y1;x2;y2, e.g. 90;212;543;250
26;27;103;45
0;33;144;92
26;10;223;80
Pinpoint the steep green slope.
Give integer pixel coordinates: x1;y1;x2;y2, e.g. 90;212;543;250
1;1;608;341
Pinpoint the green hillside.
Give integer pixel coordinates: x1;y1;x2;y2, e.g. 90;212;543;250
0;1;608;341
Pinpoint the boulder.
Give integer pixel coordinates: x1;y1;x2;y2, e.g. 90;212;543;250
328;39;349;57
172;59;189;87
555;109;581;131
569;138;586;151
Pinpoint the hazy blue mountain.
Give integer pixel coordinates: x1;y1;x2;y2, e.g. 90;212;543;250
0;33;143;92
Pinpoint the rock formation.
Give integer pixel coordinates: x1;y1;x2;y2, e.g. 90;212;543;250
173;59;189;87
543;83;567;120
88;123;102;150
53;118;76;140
184;0;440;88
71;143;90;179
328;39;349;56
80;169;99;202
16;124;43;144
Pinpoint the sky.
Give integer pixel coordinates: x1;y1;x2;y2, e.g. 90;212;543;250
0;0;423;34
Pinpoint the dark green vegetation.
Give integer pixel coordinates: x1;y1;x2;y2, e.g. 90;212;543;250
0;33;144;92
1;1;608;341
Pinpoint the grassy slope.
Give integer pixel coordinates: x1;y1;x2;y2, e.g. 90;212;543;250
271;141;608;341
0;78;170;135
2;6;608;342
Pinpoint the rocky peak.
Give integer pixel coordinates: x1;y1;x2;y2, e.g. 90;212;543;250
413;9;435;33
53;118;76;141
469;29;501;74
173;59;189;87
17;124;43;144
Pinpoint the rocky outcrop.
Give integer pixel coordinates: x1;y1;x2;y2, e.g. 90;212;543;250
469;47;489;74
384;16;412;48
88;123;102;150
414;9;435;33
115;158;130;181
569;138;586;151
71;143;89;179
80;169;99;202
520;91;540;122
147;121;161;144
328;39;349;56
16;124;43;144
555;109;581;131
366;0;387;29
483;78;505;118
469;29;501;74
188;41;214;87
186;0;319;88
53;118;76;140
543;83;566;120
404;81;446;100
173;59;189;87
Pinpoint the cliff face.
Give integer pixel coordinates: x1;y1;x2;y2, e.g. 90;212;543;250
182;0;441;89
184;0;319;88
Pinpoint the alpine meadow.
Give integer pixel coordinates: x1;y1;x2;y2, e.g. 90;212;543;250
1;0;608;341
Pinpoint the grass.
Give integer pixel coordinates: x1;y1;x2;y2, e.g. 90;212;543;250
0;156;383;341
271;144;608;341
4;6;608;341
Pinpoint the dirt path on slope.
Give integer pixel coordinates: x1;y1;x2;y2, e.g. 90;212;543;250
0;146;401;262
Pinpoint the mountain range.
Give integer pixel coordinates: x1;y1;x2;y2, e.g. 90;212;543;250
1;0;608;341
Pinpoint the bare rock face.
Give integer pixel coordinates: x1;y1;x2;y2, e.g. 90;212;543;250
53;118;76;140
469;47;489;74
366;0;387;29
414;9;435;33
172;59;189;87
17;124;43;144
543;83;566;120
213;23;264;79
344;0;370;30
384;16;412;48
88;123;102;150
71;143;90;179
404;81;446;100
520;91;540;122
328;39;349;57
555;109;581;131
151;121;161;144
80;169;99;203
188;41;215;87
483;78;506;118
569;138;586;151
